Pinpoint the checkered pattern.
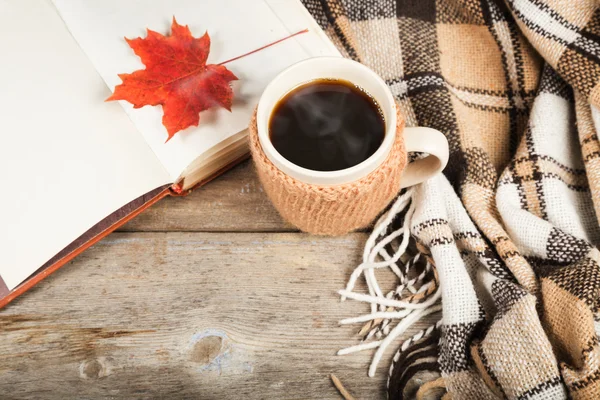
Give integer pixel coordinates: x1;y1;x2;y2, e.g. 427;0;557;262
303;0;600;398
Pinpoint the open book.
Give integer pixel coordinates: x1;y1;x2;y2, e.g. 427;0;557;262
0;0;340;307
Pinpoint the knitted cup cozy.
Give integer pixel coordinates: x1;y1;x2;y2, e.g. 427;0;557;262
248;106;407;236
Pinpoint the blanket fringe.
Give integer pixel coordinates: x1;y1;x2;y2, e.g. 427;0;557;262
338;188;442;378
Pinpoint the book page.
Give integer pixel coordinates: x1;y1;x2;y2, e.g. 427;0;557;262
51;0;341;180
264;0;342;57
0;1;172;289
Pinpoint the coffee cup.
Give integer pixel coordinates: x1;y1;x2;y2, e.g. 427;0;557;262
249;57;449;235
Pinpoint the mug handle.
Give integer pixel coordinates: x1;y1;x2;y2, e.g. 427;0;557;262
400;127;449;188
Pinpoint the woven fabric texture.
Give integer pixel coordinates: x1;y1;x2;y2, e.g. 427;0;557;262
301;0;600;398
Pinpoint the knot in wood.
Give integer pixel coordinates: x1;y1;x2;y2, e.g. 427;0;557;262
190;335;223;365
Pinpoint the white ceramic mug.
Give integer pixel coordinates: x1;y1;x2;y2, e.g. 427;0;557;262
256;57;449;187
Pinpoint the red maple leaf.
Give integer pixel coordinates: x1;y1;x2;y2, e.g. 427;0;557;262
107;18;238;142
109;18;308;142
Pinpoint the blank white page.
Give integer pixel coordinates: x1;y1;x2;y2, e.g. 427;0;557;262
51;0;341;180
0;1;172;289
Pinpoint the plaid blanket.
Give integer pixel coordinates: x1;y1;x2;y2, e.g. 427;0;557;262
303;0;600;399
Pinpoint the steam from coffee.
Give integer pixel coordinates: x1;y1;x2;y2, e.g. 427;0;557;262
269;79;385;172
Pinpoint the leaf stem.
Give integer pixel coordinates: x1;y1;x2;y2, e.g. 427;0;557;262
218;29;309;66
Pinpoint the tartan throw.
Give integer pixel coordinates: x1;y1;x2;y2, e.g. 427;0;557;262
301;0;600;399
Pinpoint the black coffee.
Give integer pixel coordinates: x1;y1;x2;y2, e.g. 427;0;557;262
269;79;385;172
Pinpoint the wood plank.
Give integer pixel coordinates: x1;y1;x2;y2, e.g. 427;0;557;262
120;160;295;232
0;232;438;399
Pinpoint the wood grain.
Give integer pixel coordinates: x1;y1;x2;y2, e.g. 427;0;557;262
0;233;437;399
120;160;295;233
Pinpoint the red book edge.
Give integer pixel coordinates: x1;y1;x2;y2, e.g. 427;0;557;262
0;155;249;309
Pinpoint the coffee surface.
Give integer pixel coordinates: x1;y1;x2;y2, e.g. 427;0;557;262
269;79;385;172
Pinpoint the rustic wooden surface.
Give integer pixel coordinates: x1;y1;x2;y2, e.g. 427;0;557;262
121;161;294;233
1;160;435;399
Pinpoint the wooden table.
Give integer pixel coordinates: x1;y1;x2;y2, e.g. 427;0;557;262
0;161;435;399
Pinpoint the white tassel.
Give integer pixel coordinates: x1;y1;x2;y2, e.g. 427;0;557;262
368;302;442;377
339;310;413;325
342;198;416;297
337;290;440;310
387;319;443;389
344;189;414;313
337;188;443;378
337;340;382;355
